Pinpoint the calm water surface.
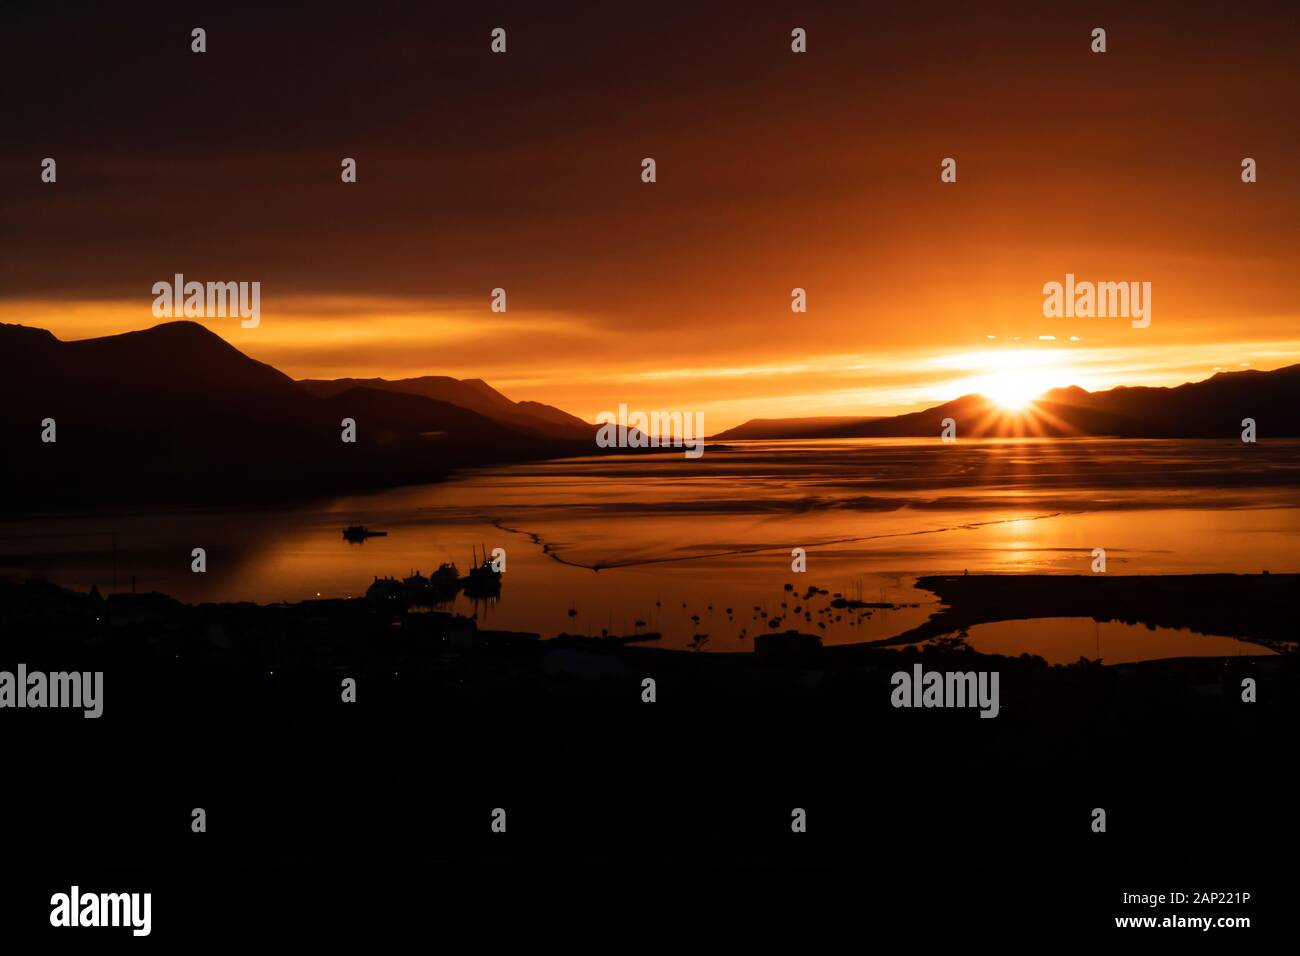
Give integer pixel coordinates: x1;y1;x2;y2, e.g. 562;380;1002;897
4;439;1297;656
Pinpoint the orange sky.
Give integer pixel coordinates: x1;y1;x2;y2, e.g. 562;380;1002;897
3;2;1297;430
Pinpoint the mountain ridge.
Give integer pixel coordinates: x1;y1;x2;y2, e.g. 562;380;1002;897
297;374;591;439
0;321;594;506
4;320;1299;508
712;364;1300;439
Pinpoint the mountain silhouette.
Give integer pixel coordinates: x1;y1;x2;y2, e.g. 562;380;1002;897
2;321;312;425
709;416;882;440
298;375;591;439
6;320;1298;507
712;365;1300;439
0;321;593;506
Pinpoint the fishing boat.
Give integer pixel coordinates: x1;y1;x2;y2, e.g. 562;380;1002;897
463;546;503;597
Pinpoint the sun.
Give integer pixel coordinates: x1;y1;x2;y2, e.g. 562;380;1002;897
982;370;1054;410
943;350;1067;412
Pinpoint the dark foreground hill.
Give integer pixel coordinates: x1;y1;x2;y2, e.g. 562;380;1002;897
1;573;1294;922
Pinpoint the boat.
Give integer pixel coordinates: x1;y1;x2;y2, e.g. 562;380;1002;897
462;546;503;598
466;560;502;588
365;575;404;606
426;563;459;599
343;525;388;542
401;570;433;605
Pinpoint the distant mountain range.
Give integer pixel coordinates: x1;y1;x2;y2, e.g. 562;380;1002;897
297;376;590;440
710;416;882;440
3;319;1297;507
0;321;597;506
713;365;1300;439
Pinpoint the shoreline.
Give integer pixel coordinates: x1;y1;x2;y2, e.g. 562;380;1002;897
854;573;1296;654
4;571;1292;667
